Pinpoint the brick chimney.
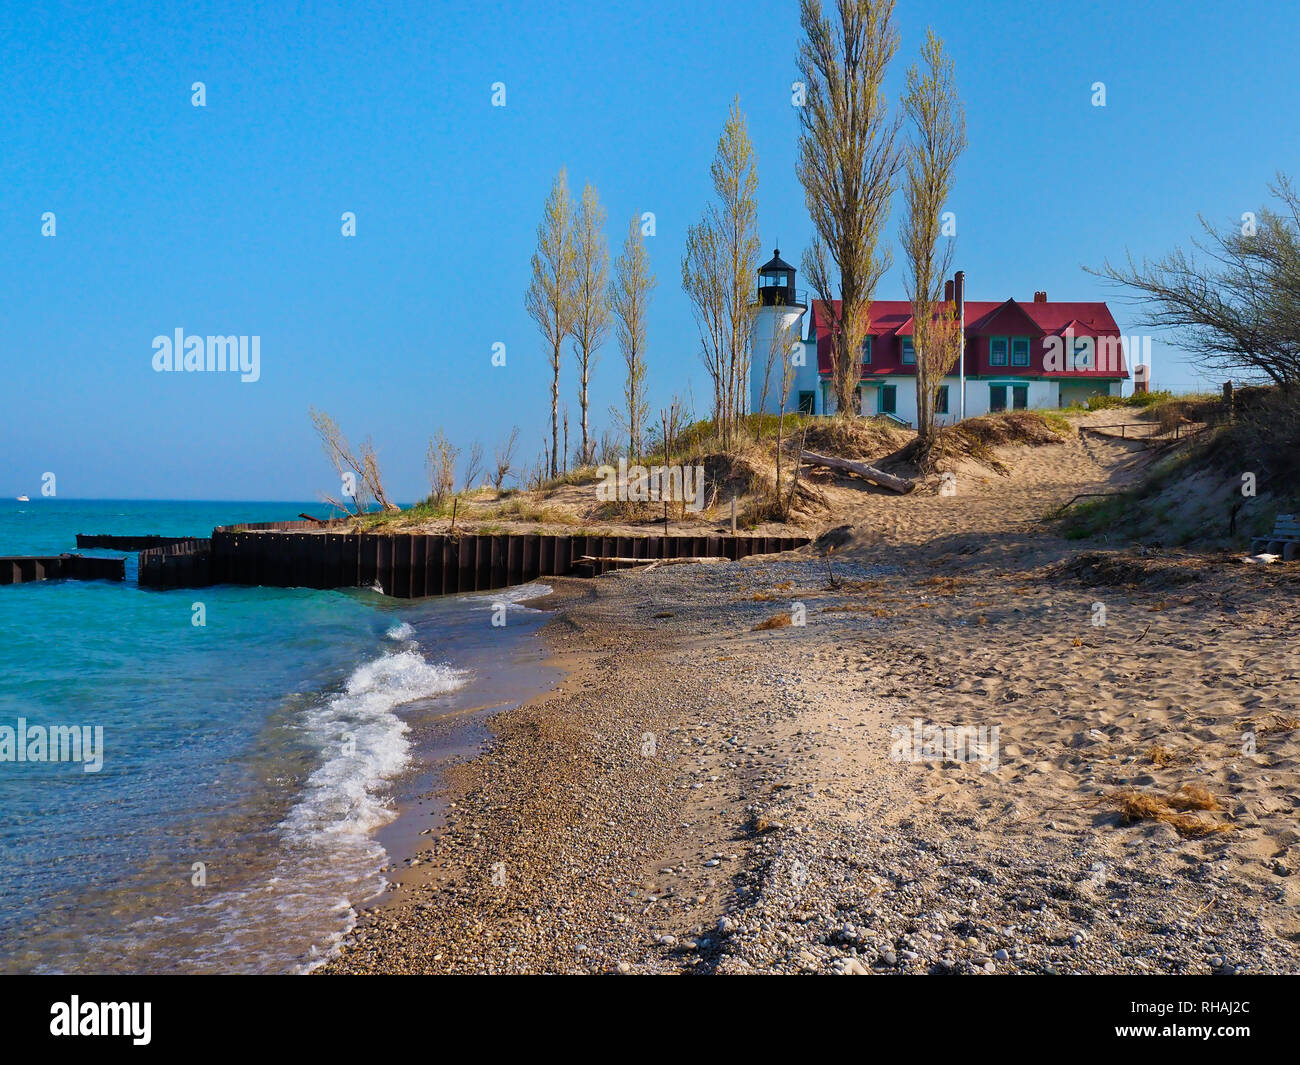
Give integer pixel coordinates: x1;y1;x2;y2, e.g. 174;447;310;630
1033;290;1047;303
954;271;965;315
944;278;954;302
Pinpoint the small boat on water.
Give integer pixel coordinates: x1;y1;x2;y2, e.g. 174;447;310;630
16;495;29;502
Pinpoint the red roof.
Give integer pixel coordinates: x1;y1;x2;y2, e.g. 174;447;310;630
809;298;1127;379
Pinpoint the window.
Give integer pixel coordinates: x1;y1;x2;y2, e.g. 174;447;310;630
1011;337;1030;367
990;337;1008;366
1072;337;1094;370
797;391;815;415
852;387;863;415
1013;384;1029;410
879;385;897;415
990;384;1008;412
861;336;872;364
936;385;949;415
901;337;915;364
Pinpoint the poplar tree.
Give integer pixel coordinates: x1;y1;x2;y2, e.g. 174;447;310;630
683;98;760;449
901;28;966;446
609;218;656;459
572;184;611;465
526;170;579;478
796;0;904;417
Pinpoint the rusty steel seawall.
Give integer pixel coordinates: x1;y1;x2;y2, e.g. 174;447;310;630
137;539;213;590
138;530;811;597
0;554;126;585
76;534;195;551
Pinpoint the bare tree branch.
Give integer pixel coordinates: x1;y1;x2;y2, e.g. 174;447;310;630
1089;174;1300;386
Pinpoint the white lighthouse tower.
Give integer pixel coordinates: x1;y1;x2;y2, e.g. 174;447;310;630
750;248;809;415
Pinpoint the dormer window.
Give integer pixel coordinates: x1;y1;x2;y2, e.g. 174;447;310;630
861;336;872;365
901;337;915;364
1072;337;1095;370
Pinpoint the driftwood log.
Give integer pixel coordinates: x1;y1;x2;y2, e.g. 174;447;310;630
800;451;916;494
575;555;726;568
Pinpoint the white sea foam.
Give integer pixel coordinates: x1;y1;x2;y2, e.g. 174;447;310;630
282;649;466;842
384;621;416;641
458;581;552;609
73;643;470;974
281;647;467;971
213;646;466;971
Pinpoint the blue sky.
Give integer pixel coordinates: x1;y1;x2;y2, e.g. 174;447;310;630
2;0;1297;501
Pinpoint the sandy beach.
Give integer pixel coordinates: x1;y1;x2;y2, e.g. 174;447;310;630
321;415;1300;975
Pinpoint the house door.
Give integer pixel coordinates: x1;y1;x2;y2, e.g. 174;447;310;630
878;384;897;415
989;384;1007;412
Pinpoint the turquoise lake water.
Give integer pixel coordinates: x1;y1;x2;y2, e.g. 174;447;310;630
0;498;551;973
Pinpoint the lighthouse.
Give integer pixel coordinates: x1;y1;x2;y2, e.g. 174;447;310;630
750;249;808;415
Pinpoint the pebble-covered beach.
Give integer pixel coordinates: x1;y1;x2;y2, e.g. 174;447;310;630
322;536;1300;975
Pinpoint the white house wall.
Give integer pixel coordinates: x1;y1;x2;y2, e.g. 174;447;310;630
1059;380;1122;406
959;378;1057;417
820;377;1067;424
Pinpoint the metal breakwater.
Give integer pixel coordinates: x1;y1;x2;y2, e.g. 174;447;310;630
136;529;811;597
76;534;197;550
0;554;126;585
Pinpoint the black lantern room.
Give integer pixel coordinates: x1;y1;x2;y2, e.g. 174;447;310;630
757;248;805;308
